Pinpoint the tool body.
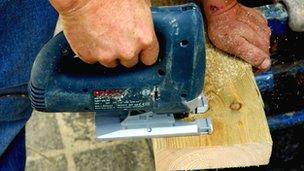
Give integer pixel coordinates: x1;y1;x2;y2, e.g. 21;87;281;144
29;3;291;140
29;4;212;140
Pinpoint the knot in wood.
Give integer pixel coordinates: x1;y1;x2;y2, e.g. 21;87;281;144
230;101;242;111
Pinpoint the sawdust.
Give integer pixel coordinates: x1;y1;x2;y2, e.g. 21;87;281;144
204;43;251;94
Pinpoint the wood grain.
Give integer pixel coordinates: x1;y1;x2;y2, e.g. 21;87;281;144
152;43;272;170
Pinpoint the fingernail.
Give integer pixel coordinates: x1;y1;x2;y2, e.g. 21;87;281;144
259;59;271;70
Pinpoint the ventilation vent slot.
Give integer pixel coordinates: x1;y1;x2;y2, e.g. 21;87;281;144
29;83;46;111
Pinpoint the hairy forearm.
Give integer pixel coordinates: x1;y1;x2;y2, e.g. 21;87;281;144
200;0;237;17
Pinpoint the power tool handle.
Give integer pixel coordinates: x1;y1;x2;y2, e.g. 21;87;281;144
30;33;69;90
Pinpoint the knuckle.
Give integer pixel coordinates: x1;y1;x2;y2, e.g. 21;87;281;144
76;52;96;64
119;48;137;60
123;63;135;68
140;35;154;47
99;55;116;63
252;55;266;66
238;46;259;64
99;61;117;68
137;27;155;46
143;59;156;66
226;36;241;52
208;35;221;49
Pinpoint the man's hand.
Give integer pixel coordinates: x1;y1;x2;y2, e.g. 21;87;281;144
50;0;159;68
202;0;271;71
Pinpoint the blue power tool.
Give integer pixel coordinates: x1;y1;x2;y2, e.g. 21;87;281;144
29;3;213;140
29;2;291;140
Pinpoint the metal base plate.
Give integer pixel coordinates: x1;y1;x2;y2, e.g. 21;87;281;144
95;95;213;140
96;113;212;140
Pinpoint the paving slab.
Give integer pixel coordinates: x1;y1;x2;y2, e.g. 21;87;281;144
26;111;64;152
26;154;67;171
73;140;155;171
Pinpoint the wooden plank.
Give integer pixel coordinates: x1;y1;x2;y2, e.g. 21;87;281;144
151;2;272;170
152;44;273;170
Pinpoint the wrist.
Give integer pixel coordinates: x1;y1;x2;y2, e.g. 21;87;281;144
201;0;238;18
49;0;91;15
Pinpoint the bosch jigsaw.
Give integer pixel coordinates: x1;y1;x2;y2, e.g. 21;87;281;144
29;3;213;140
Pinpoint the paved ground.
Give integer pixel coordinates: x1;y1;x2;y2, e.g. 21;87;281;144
25;111;155;171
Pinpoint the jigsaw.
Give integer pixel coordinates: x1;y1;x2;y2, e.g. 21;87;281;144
29;3;213;140
29;1;296;140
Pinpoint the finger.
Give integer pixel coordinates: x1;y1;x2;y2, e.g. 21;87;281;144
73;47;98;64
244;29;270;55
118;45;140;68
258;57;272;71
236;23;269;55
78;56;97;64
119;54;139;68
139;33;159;65
82;47;118;68
97;55;119;68
238;8;270;40
239;6;271;43
240;15;270;40
229;36;271;70
98;59;118;68
245;9;272;46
